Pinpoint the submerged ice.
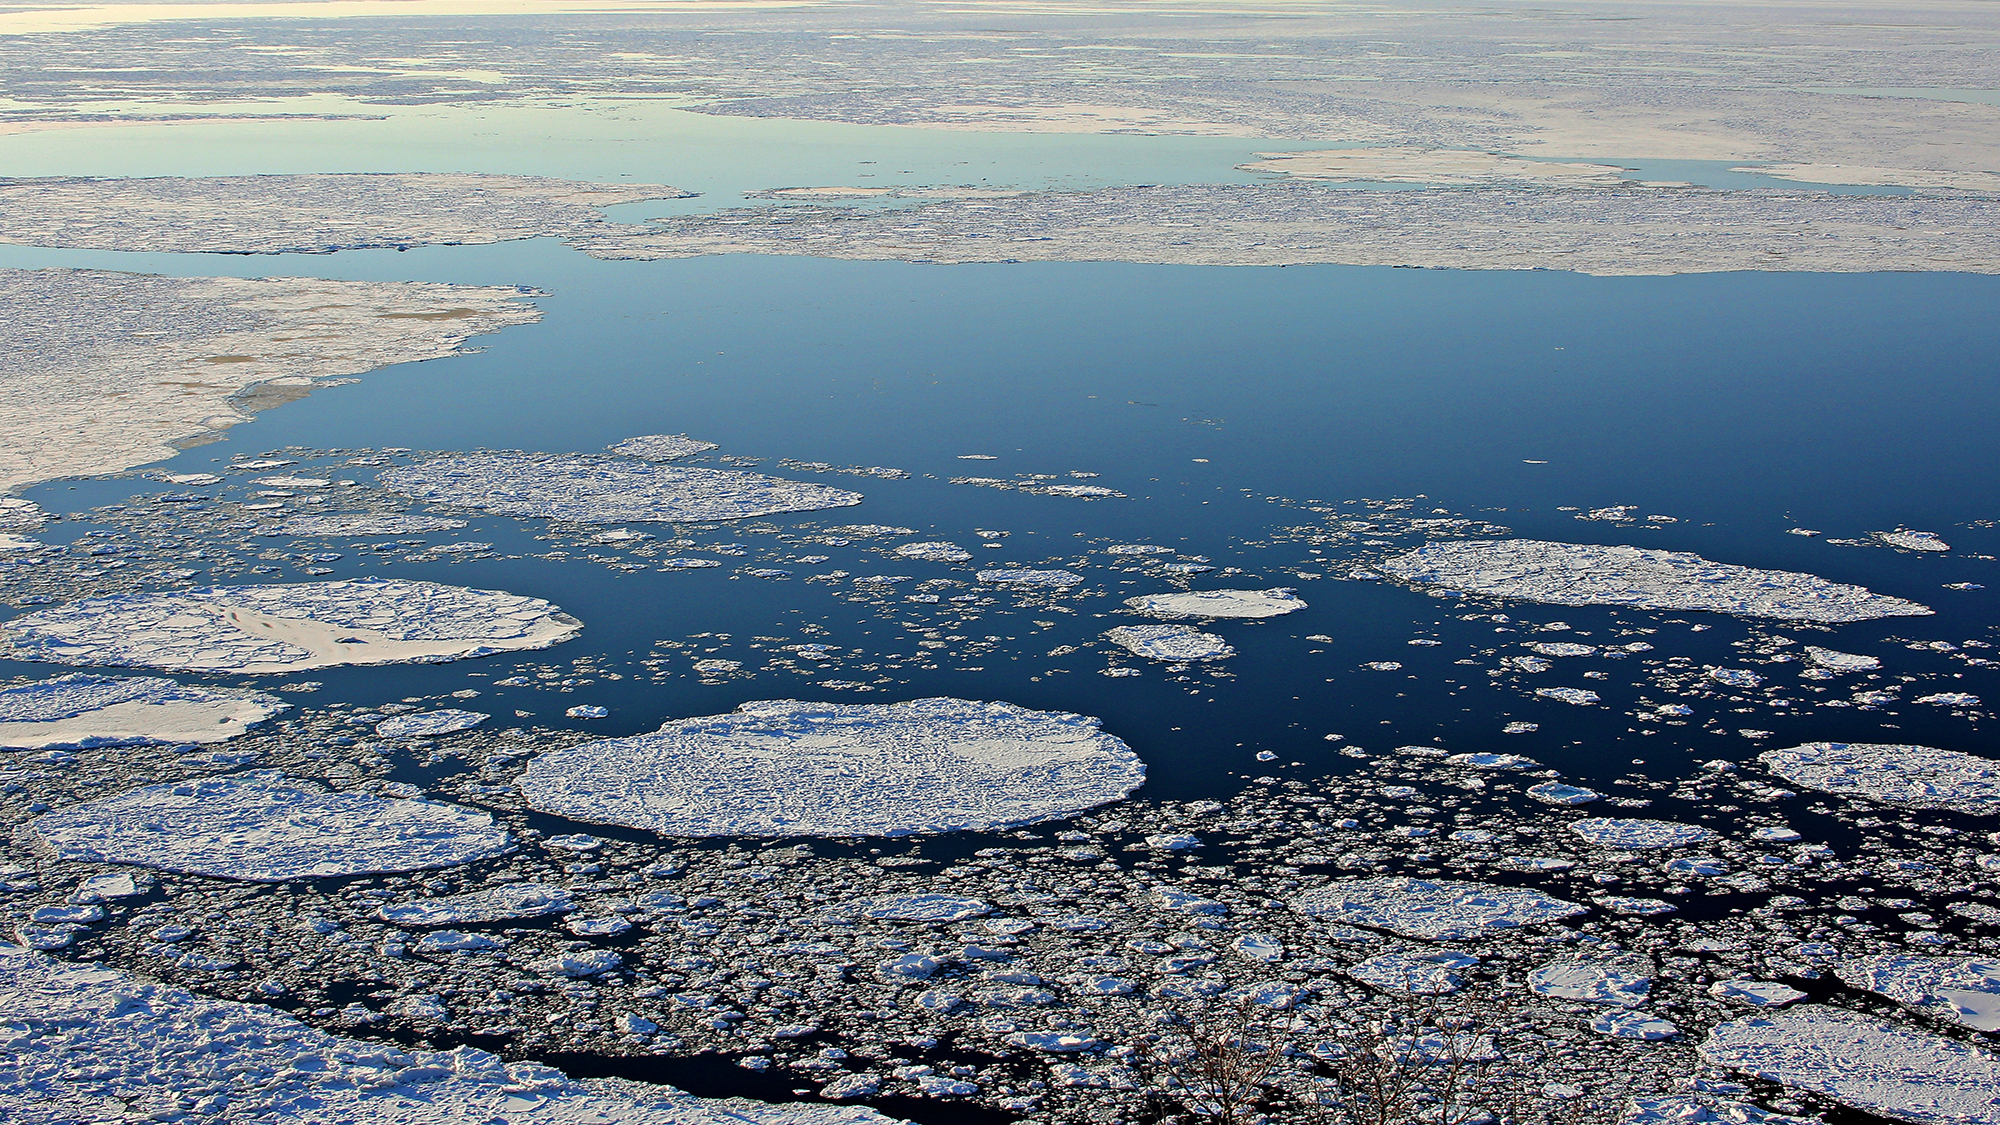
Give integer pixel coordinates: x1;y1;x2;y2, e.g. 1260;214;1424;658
0;673;284;749
381;453;863;523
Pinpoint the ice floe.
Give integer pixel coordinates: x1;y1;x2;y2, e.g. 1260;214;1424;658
376;883;576;927
1709;980;1806;1008
519;697;1144;837
1348;949;1479;994
1569;818;1717;850
1528;782;1602;805
1805;646;1880;672
977;569;1084;588
277;513;469;537
895;542;972;562
1103;624;1234;662
1124;588;1305;619
1701;1006;2000;1125
1535;686;1600;705
1;578;580;673
380;453;863;524
1838;955;2000;1031
29;772;512;880
1760;743;2000;814
1378;540;1932;623
0;673;284;749
1593;1009;1678;1040
1292;877;1585;941
852;895;993;923
375;708;489;739
1528;955;1652;1006
1874;529;1950;551
611;433;718;460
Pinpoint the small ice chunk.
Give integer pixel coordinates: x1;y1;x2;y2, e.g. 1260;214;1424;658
1529;782;1602;806
376;883;574;926
538;949;622;978
381;453;861;523
1710;980;1806;1008
1503;721;1540;733
1760;743;2000;814
1569;818;1716;850
566;705;609;718
1145;833;1202;851
978;568;1084;588
895;542;972;562
1873;529;1949;552
854;894;992;923
1528;642;1597;657
1125;587;1304;619
1838;955;2000;1031
1292;877;1585;941
1447;752;1541;771
0;674;285;749
1916;692;1980;707
1805;647;1881;673
1529;955;1652;1007
1592;1009;1678;1040
1349;949;1479;995
1751;826;1802;842
609;433;718;461
1701;1005;2000;1124
1104;624;1233;662
374;708;488;738
1594;895;1676;916
1535;686;1601;705
1106;544;1172;555
1708;667;1763;689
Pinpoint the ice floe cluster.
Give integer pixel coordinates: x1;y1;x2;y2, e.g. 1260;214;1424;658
381;453;863;523
0;674;285;749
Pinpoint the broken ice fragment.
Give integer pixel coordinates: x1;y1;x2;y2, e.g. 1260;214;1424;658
1292;877;1585;941
1529;782;1602;806
1448;752;1541;771
1124;588;1305;619
1710;980;1806;1008
978;568;1084;588
380;453;862;523
1701;1005;2000;1125
1805;647;1880;672
0;673;285;749
1569;818;1716;850
1104;624;1233;662
374;708;488;738
1708;668;1763;689
278;513;468;536
1873;529;1949;551
1529;955;1652;1007
609;433;718;461
1349;949;1479;994
1837;955;2000;1031
376;883;574;926
854;894;992;923
566;705;609;718
1591;1009;1678;1040
895;542;972;562
1760;743;2000;814
1534;687;1601;705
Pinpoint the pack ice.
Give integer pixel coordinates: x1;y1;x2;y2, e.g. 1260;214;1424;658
0;945;900;1125
277;513;468;537
0;673;284;749
1759;743;2000;814
375;708;489;738
1837;955;2000;1031
1378;540;1932;622
29;772;513;880
1528;954;1652;1006
0;578;580;673
1291;877;1585;941
380;453;862;523
1124;588;1305;619
519;697;1144;837
1103;624;1235;662
1701;1006;2000;1125
1569;818;1717;850
376;882;576;927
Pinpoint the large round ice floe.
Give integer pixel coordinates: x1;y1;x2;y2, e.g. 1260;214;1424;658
1760;742;2000;814
1291;877;1586;941
1378;539;1932;623
379;453;861;523
1700;1006;2000;1125
518;697;1144;837
1837;954;2000;1031
1569;817;1717;850
1104;624;1234;662
0;578;580;674
0;673;285;749
29;772;513;880
1125;588;1305;619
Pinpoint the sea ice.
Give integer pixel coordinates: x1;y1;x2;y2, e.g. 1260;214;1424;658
1710;980;1807;1008
1448;752;1541;770
278;513;469;537
1838;955;2000;1031
977;569;1084;588
519;697;1145;836
1760;743;2000;814
1806;647;1881;672
29;772;512;880
611;433;719;460
380;454;863;523
852;895;993;923
376;883;575;927
1593;1010;1679;1040
1;578;580;673
1529;782;1602;805
1874;530;1950;552
1569;818;1717;850
895;542;972;562
375;709;489;738
1709;668;1763;689
1348;949;1479;994
1292;877;1586;941
1103;624;1234;662
1701;1006;2000;1125
1535;687;1601;705
0;673;284;749
1124;588;1305;619
1528;642;1597;657
1378;540;1932;623
1529;955;1652;1006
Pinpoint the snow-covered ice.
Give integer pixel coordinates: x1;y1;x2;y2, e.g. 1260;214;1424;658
1348;949;1479;994
610;433;718;461
1760;743;2000;814
29;772;512;880
1378;540;1932;622
852;894;993;923
1528;782;1602;805
1838;955;2000;1031
1103;624;1234;662
1701;1006;2000;1125
0;673;284;749
380;454;863;523
1710;980;1807;1008
1535;686;1601;705
895;542;972;562
1528;955;1652;1006
1;578;580;673
1874;529;1950;552
1123;588;1304;619
977;569;1084;588
519;697;1145;836
1292;878;1586;941
278;513;469;537
376;883;576;927
375;709;489;738
1593;1009;1679;1040
1569;818;1717;850
1805;647;1881;672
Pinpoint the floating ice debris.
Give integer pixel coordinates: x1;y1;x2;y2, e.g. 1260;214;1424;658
1708;667;1763;689
376;883;575;927
594;528;653;543
1;578;580;673
30;772;511;881
1760;743;2000;814
1145;833;1203;851
1502;721;1540;733
1448;752;1541;770
1595;896;1676;916
853;895;992;923
1348;949;1479;994
1569;818;1717;850
1837;955;2000;1031
1806;646;1880;672
519;697;1144;837
1529;782;1602;805
610;433;718;461
1124;588;1305;619
566;704;609;718
537;949;623;978
0;673;284;749
1528;642;1597;657
1364;661;1404;671
1107;544;1172;555
1529;955;1652;1006
895;542;972;562
1917;692;1981;707
277;513;469;536
1535;687;1601;705
978;569;1084;588
1702;1006;2000;1125
827;525;916;537
1103;624;1234;662
380;453;863;523
659;558;721;569
1874;529;1950;552
1292;877;1586;941
1378;540;1932;623
374;708;488;739
1593;1010;1678;1040
1035;484;1125;499
251;475;329;488
1711;980;1806;1008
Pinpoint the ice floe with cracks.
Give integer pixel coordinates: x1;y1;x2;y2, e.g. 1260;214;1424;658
1528;955;1652;1006
0;578;580;673
1103;624;1234;662
1596;895;1675;916
276;513;470;537
977;568;1084;588
610;433;718;461
374;708;488;739
1529;782;1602;805
1711;980;1807;1008
518;697;1144;837
1348;949;1479;994
1806;646;1880;672
1874;529;1949;551
29;772;512;880
852;894;992;923
1292;877;1586;941
1917;692;1981;707
1378;539;1932;622
1837;955;2000;1031
1528;642;1596;657
1760;742;2000;814
0;673;284;749
1535;686;1601;705
1701;1006;2000;1125
1448;752;1540;770
1709;667;1763;688
1569;818;1717;850
379;453;863;523
1107;544;1171;555
0;946;898;1125
894;541;971;562
1124;588;1305;619
1593;1009;1679;1040
376;883;575;927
